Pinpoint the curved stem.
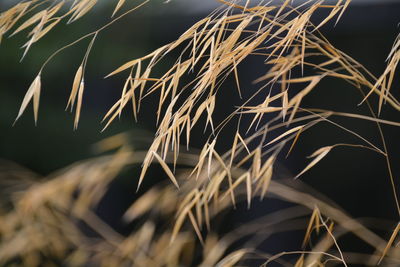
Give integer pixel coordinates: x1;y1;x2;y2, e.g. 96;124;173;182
39;0;149;73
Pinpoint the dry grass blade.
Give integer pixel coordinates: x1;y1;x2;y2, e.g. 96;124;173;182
123;187;160;222
294;254;304;267
73;79;85;130
171;191;201;244
265;125;304;147
112;0;126;18
215;249;249;267
285;126;303;158
152;151;179;189
34;18;60;42
32;77;41;125
68;0;98;24
10;10;47;37
295;146;333;179
14;73;41;125
105;59;139;78
188;210;204;245
67;65;83;111
302;207;321;248
378;222;400;265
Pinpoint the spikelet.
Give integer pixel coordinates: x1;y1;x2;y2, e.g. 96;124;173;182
14;73;41;125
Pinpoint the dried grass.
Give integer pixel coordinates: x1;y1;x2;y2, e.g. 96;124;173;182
1;0;400;266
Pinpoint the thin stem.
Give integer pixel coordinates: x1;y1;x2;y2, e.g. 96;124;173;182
39;0;149;72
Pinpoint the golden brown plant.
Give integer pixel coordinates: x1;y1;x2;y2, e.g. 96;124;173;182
1;0;400;266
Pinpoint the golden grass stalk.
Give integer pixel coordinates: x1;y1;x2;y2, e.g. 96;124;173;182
1;0;400;266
